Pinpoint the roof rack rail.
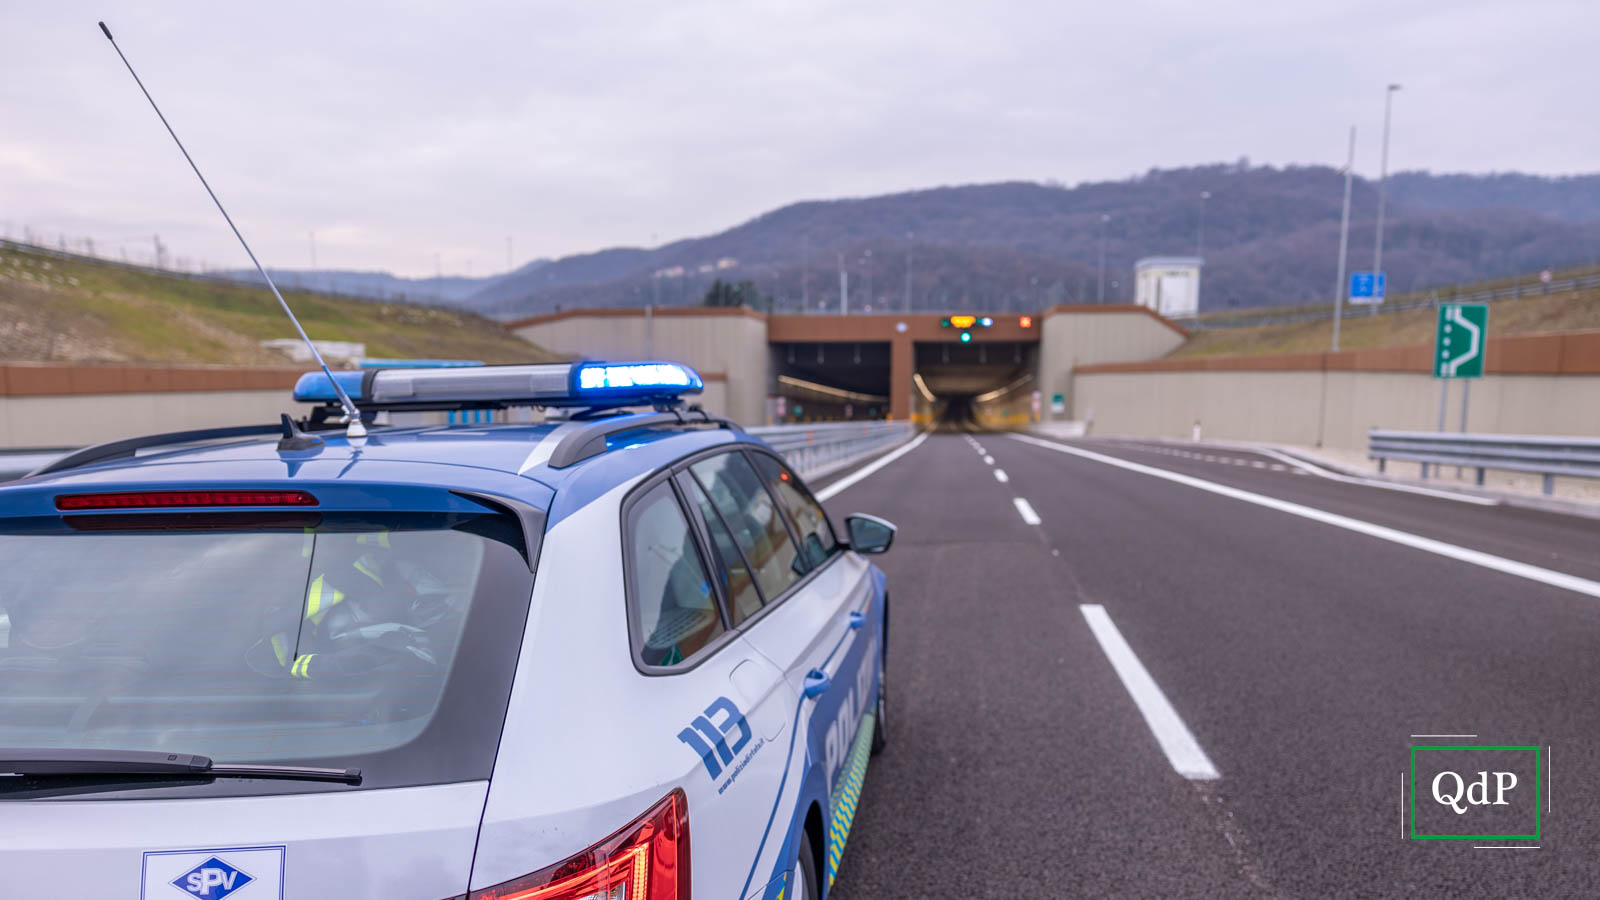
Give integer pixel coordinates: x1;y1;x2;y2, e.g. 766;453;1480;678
29;423;289;478
547;407;740;469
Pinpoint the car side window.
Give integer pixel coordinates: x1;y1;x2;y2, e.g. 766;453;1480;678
626;482;725;667
684;476;764;626
689;452;804;603
751;452;839;571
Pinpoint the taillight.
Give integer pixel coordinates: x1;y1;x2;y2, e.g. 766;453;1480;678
55;489;318;510
470;789;689;900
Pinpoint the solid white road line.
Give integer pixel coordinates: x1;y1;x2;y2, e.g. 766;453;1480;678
1080;604;1220;781
1253;446;1498;507
983;455;995;465
1012;434;1600;600
994;469;1009;483
815;432;929;501
1012;497;1041;525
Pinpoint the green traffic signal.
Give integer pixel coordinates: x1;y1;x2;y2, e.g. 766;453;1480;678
959;331;972;343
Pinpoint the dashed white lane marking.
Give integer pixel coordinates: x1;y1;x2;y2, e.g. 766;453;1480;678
983;455;995;465
994;469;1009;483
1270;464;1287;472
1080;604;1220;781
1250;461;1267;468
1012;434;1600;600
1012;497;1041;525
815;432;928;501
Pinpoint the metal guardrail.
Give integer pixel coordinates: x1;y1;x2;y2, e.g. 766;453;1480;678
749;422;915;479
1368;429;1600;494
2;424;915;484
0;451;69;482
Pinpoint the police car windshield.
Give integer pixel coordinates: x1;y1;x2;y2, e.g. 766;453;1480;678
0;510;534;796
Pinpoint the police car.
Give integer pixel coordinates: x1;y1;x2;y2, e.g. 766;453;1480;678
0;360;895;900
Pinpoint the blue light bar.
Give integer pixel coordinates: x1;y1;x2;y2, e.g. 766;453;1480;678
293;370;367;403
291;361;703;410
574;362;702;394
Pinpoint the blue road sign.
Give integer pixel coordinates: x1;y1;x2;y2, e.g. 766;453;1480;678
1350;271;1386;304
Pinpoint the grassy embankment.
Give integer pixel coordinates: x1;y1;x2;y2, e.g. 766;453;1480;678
1171;274;1600;359
0;246;555;365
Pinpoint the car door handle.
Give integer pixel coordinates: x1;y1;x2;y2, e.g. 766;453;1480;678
847;611;866;630
803;669;831;698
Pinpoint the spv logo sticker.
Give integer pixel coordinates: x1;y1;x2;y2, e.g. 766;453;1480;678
1409;745;1542;840
141;845;284;900
172;857;252;898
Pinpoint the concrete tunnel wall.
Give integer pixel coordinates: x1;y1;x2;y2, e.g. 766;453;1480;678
513;305;1191;426
508;307;765;425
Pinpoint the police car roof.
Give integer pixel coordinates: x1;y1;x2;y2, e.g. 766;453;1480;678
6;418;755;526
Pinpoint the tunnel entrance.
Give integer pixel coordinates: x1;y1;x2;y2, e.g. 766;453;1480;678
768;337;1036;430
763;314;1043;426
769;341;893;423
912;341;1037;431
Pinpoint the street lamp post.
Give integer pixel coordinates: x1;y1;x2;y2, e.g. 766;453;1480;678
838;252;848;316
1371;83;1401;315
1332;126;1357;352
1197;191;1211;258
1096;213;1110;304
904;231;913;314
862;249;872;309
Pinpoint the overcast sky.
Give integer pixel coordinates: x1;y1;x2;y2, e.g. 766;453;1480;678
4;0;1596;277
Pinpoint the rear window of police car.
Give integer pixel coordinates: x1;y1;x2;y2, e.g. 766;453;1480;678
0;510;533;795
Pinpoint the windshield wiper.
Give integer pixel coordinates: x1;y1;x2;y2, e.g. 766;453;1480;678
0;748;361;784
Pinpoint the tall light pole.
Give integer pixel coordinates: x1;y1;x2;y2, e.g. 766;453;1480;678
862;249;872;309
838;252;848;315
1096;213;1110;304
801;235;809;309
1196;191;1211;257
1332;126;1357;352
904;231;913;314
1371;83;1401;315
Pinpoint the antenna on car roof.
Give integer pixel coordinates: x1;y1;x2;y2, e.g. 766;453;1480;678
97;21;367;438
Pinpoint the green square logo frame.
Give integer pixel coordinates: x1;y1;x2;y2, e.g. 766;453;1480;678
1409;745;1541;840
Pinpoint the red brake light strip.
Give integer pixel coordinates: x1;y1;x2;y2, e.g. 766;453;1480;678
55;490;319;511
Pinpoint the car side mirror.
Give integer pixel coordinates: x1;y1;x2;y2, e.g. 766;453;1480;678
845;514;896;554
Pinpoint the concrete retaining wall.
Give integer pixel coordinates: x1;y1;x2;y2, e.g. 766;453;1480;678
507;308;766;424
1035;306;1189;422
0;365;305;449
1074;330;1600;449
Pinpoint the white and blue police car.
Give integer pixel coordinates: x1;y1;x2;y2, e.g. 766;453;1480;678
0;361;895;900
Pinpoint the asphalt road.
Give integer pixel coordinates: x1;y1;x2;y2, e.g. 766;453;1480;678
811;431;1600;899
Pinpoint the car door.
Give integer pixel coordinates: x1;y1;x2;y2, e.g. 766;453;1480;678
620;476;796;900
683;448;879;890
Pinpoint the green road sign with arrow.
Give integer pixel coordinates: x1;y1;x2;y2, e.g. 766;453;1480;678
1434;303;1488;378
